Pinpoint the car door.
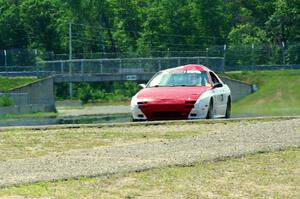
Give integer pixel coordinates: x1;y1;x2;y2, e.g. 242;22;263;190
209;72;227;116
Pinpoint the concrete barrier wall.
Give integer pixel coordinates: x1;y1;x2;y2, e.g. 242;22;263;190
220;76;254;102
10;93;29;105
0;93;29;105
0;77;56;114
9;77;55;106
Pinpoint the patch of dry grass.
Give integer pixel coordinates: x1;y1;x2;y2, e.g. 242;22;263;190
0;123;214;161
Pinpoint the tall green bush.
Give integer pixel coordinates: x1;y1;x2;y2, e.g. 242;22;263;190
71;81;139;104
77;84;94;104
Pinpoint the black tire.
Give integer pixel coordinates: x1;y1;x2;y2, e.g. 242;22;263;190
132;118;145;122
206;99;214;119
225;97;231;118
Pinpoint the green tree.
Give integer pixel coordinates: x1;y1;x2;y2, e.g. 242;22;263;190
0;0;299;60
109;0;140;54
20;0;69;52
0;0;27;48
228;24;268;45
266;0;300;43
239;0;275;27
191;0;231;45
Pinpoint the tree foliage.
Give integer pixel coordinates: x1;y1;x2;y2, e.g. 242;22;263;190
228;24;268;45
0;0;299;55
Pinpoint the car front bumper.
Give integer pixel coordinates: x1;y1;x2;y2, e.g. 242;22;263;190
131;101;209;121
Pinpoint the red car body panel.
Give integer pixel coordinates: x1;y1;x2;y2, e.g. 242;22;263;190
137;87;209;101
137;86;211;120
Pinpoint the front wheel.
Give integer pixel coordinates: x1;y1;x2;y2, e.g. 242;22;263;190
225;98;231;118
206;100;214;119
132;118;146;122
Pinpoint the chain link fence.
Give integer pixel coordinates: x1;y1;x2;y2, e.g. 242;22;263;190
1;43;300;75
36;57;225;75
225;43;300;70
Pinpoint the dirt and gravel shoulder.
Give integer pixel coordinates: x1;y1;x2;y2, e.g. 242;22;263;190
0;118;299;187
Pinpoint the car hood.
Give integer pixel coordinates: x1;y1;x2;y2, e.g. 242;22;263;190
137;86;211;101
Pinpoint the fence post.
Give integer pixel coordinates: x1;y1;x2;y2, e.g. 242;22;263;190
206;48;209;66
158;59;161;71
4;50;7;76
69;60;72;75
251;44;255;71
119;59;122;73
139;59;142;72
80;60;84;75
282;41;285;65
68;60;73;99
222;44;226;73
61;61;64;75
34;49;39;77
69;82;73;99
177;58;181;66
100;60;103;73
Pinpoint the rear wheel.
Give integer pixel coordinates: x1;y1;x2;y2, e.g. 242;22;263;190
225;97;231;118
206;99;214;119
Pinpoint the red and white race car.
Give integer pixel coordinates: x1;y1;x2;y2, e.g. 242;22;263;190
131;64;231;121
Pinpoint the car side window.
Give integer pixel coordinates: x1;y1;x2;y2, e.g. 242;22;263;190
209;72;220;84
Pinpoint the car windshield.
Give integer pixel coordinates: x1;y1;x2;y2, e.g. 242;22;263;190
147;70;209;87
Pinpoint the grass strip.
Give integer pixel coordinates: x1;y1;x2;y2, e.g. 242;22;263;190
0;148;298;198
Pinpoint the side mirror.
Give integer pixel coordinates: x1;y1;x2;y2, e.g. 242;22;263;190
139;84;146;89
213;83;223;89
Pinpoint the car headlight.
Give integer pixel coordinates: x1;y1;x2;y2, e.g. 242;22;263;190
131;95;153;108
131;94;138;106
